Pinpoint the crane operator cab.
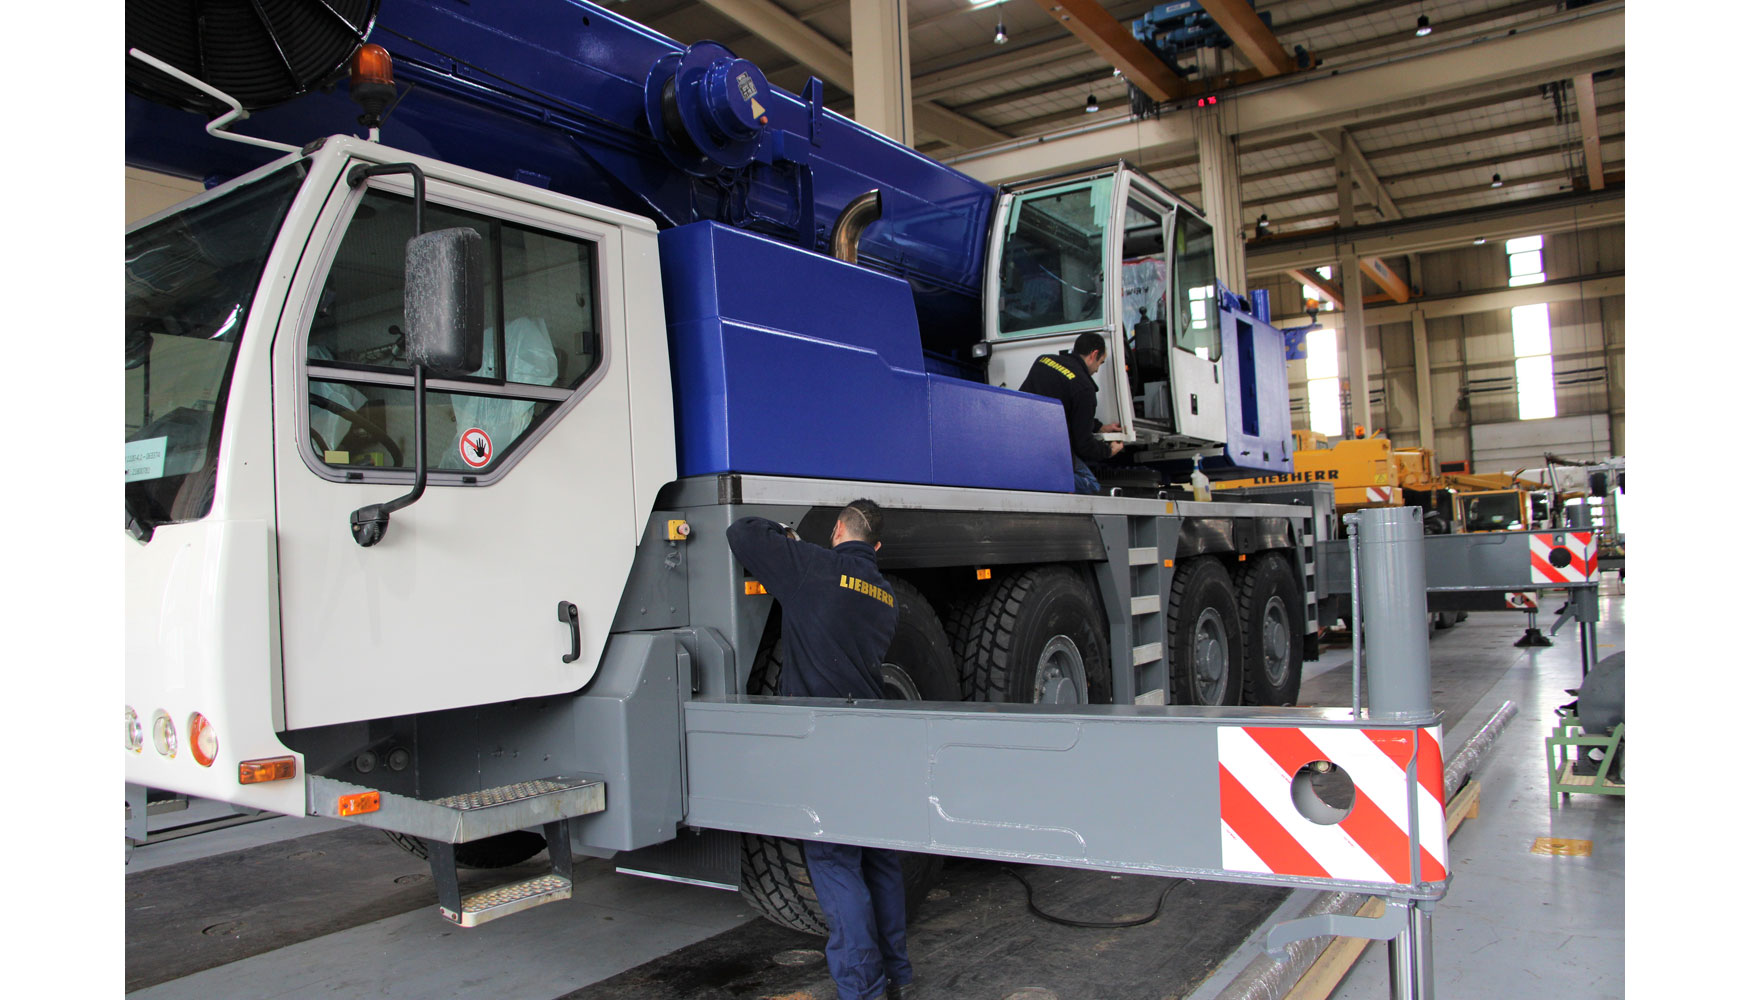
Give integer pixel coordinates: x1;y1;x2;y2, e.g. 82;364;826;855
981;164;1229;468
977;163;1293;482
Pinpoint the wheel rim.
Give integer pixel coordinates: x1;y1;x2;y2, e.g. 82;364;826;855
881;662;923;701
1193;608;1230;703
1261;596;1291;686
1032;635;1089;704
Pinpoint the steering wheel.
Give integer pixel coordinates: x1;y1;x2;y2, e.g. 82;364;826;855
309;394;405;467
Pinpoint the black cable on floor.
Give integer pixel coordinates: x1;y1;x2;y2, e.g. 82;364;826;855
1001;867;1185;929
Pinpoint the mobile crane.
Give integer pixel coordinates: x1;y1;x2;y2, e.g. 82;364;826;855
125;0;1453;943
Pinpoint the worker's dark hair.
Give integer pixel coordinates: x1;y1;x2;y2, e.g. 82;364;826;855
838;499;884;544
1074;332;1107;358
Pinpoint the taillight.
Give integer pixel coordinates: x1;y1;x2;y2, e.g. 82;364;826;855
188;713;218;767
124;707;143;753
151;710;178;758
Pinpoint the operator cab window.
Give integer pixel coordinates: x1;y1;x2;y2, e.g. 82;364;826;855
996;177;1113;338
1172;211;1219;362
305;189;600;476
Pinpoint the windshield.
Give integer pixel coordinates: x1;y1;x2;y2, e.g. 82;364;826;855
125;165;305;538
1463;492;1525;532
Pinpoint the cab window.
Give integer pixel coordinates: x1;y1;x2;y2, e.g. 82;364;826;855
1172;211;1220;361
305;189;601;475
996;177;1112;338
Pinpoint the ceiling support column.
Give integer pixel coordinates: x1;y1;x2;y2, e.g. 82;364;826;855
1336;143;1370;435
1409;255;1435;450
1195;106;1247;292
849;0;913;146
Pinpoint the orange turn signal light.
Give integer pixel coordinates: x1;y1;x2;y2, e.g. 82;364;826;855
337;790;381;817
350;43;395;87
975;568;992;581
744;580;767;595
238;756;298;784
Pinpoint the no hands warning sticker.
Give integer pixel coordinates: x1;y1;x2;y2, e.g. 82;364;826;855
459;427;493;469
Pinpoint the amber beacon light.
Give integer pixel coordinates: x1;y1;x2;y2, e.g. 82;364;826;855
349;44;397;129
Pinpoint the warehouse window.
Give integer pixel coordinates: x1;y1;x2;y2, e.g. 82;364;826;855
1506;234;1545;287
1298;266;1341;435
1511;302;1556;420
1305;328;1342;435
1507;233;1555;419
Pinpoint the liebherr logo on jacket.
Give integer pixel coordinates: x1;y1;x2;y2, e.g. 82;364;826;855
1040;357;1076;379
839;575;895;606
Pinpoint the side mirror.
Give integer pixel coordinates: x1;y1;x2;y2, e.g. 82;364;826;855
404;227;485;378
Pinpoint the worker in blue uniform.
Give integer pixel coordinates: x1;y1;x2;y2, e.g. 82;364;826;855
726;500;916;1000
1018;331;1123;494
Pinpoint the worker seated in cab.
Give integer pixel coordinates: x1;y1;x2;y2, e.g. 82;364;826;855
1018;331;1122;495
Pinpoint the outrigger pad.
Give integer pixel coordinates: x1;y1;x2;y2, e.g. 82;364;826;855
1514;627;1554;648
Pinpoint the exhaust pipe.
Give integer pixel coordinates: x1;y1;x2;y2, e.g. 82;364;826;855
830;190;883;265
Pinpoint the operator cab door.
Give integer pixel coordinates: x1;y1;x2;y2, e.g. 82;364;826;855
1116;172;1225;445
270;161;639;730
983;173;1132;434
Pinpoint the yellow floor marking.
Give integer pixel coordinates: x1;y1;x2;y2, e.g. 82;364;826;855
1530;837;1592;856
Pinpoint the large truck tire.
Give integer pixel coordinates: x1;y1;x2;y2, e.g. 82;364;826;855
1167;557;1244;706
737;576;951;935
382;830;546;869
955;566;1113;706
1236;552;1304;706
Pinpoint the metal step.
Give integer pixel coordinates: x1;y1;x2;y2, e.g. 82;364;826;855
1133;641;1163;666
444;873;573;928
1131;595;1161;617
308;774;605;843
1129;546;1159;566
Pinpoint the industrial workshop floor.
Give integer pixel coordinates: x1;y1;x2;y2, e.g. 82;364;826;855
125;588;1626;1000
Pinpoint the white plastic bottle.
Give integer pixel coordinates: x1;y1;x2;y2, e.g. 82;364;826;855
1191;454;1211;502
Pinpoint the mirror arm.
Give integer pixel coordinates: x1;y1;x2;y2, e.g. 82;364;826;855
350;365;429;547
347;160;430;548
347;162;425;233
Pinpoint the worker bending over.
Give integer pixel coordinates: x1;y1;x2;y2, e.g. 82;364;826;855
1019;331;1123;494
726;501;917;1000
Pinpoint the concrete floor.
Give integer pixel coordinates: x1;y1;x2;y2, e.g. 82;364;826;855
127;590;1627;999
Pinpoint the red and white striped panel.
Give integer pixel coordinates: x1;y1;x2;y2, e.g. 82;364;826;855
1366;486;1391;503
1530;532;1597;584
1219;726;1447;887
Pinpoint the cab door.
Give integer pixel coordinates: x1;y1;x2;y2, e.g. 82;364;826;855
270;158;646;730
1161;206;1227;443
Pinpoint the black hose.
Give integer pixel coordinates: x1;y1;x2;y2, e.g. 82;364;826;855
1001;866;1184;929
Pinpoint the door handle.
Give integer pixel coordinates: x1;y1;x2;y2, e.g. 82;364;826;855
557;601;581;663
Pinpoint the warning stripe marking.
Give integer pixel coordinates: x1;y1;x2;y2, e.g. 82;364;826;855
1530;533;1600;583
1248;727;1440;884
1219;726;1447;885
1218;765;1331;879
1529;549;1565;582
1221;730;1391;883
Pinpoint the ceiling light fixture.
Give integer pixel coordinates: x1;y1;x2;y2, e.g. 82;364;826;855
1490;173;1504;188
994;13;1007;45
1473;237;1487;245
1085;93;1099;113
1255;214;1270;239
1415;14;1432;37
